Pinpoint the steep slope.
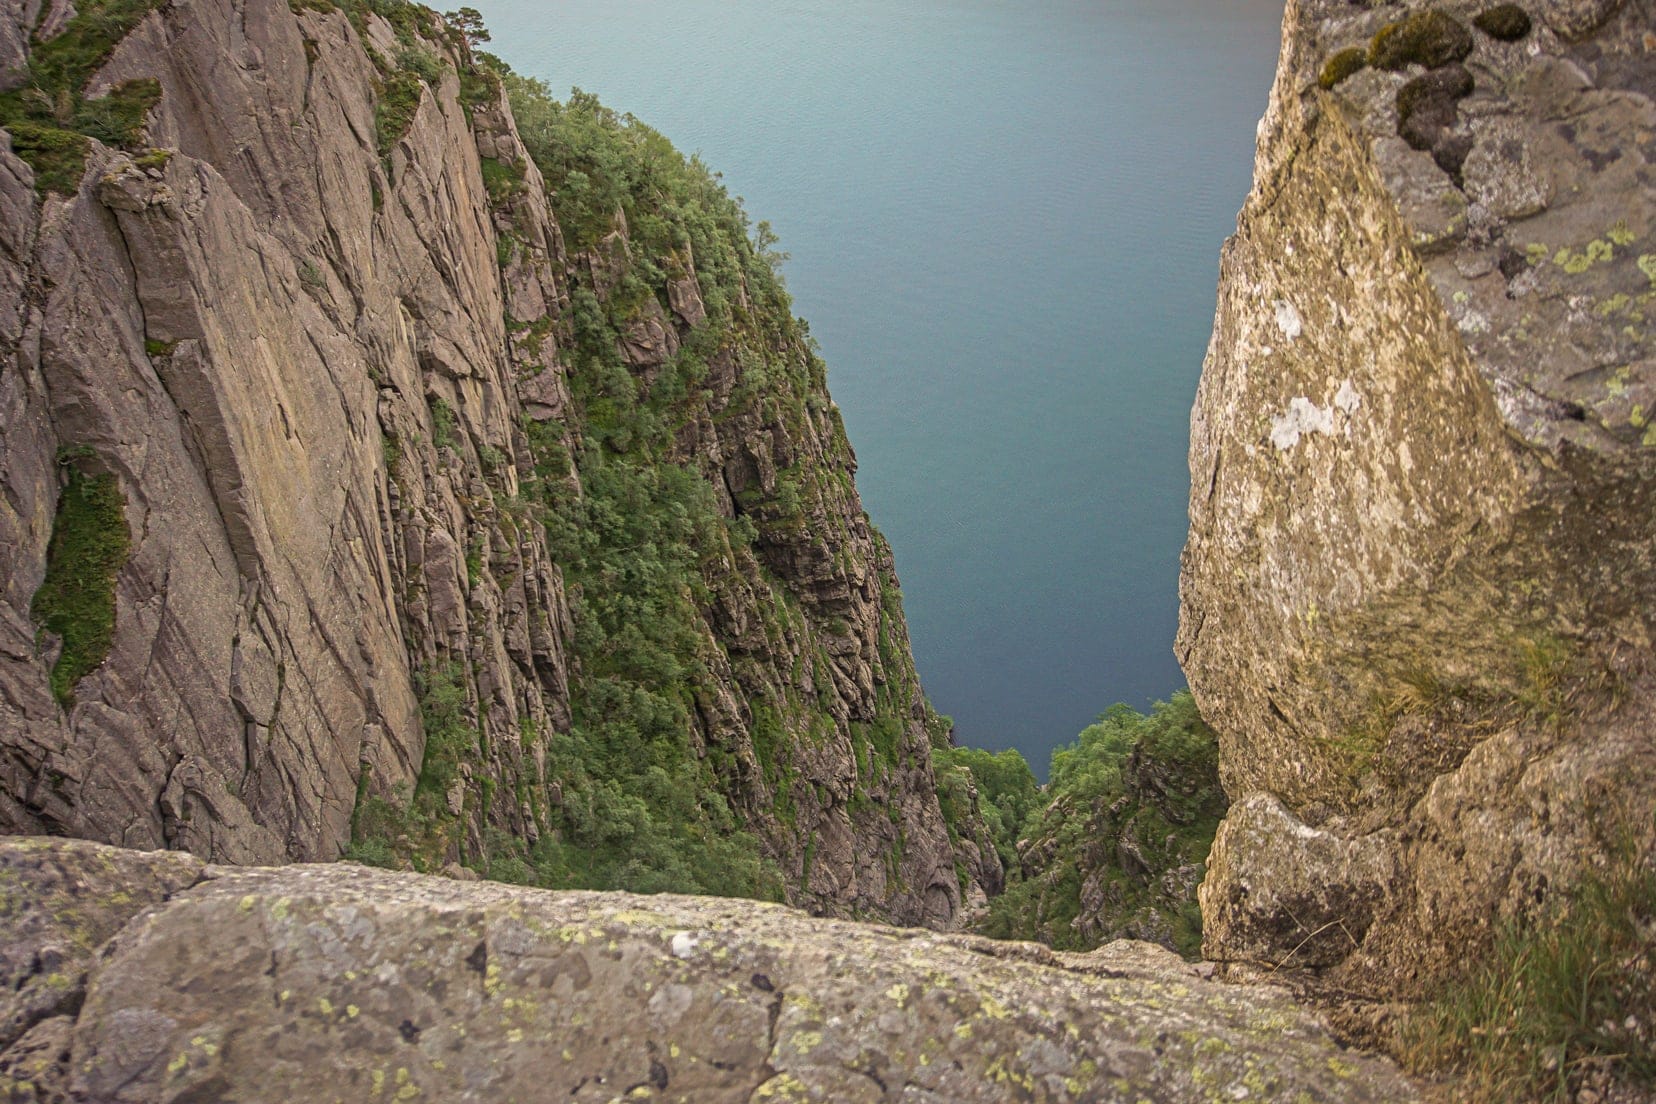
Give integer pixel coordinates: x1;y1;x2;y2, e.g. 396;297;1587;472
1182;0;1654;1010
982;693;1226;957
0;0;993;924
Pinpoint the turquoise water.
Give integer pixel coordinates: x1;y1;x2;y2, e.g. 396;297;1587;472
475;0;1285;775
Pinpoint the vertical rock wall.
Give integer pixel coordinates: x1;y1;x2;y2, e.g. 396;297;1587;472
0;0;987;924
1182;0;1656;994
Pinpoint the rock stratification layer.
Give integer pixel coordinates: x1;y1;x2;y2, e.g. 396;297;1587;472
1181;0;1655;992
0;0;987;924
0;836;1418;1104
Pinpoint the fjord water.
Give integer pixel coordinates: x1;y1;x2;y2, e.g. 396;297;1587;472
477;0;1286;776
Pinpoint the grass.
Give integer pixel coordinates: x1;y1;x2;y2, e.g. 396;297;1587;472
30;463;132;706
1403;840;1656;1101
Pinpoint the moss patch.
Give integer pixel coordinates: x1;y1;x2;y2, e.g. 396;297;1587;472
1318;47;1368;91
1472;3;1532;40
30;463;132;706
1369;10;1474;71
5;122;91;195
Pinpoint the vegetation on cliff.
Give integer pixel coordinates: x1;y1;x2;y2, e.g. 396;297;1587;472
977;692;1224;956
0;0;164;193
349;28;984;913
30;460;132;706
1404;838;1654;1102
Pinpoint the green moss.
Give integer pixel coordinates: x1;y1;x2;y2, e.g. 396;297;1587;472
143;338;176;357
30;463;132;706
131;146;172;171
1472;3;1532;40
1318;47;1368;90
1368;10;1474;70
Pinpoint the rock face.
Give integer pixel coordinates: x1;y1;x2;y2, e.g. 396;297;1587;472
0;0;986;924
1181;0;1656;994
0;836;1419;1104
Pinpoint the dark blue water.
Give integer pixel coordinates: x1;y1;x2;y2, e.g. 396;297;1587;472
475;0;1285;776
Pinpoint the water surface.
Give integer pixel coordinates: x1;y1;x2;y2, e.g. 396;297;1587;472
476;0;1285;775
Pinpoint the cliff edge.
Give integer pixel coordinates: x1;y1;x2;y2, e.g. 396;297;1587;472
1181;0;1655;1005
0;0;994;925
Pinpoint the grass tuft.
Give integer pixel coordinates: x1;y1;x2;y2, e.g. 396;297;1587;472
1403;839;1656;1101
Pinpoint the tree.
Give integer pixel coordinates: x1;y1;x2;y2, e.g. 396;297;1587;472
444;7;490;47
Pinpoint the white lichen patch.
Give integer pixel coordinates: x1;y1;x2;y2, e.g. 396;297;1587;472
1334;380;1361;415
1270;398;1336;450
1274;301;1303;341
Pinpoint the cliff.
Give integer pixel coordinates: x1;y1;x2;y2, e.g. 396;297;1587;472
0;835;1419;1103
0;0;993;925
1182;0;1654;1012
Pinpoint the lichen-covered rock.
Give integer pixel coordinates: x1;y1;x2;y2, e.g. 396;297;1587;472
0;837;203;1054
0;837;1419;1104
1180;0;1656;997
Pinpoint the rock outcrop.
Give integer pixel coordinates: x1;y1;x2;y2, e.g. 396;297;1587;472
0;836;1418;1103
0;0;987;924
1181;0;1655;995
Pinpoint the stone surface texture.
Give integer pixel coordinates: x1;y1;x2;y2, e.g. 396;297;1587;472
0;0;982;925
0;836;1419;1104
1181;0;1656;996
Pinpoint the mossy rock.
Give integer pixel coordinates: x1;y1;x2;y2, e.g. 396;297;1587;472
1472;3;1533;40
1369;10;1475;71
1396;63;1475;137
1318;46;1369;90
